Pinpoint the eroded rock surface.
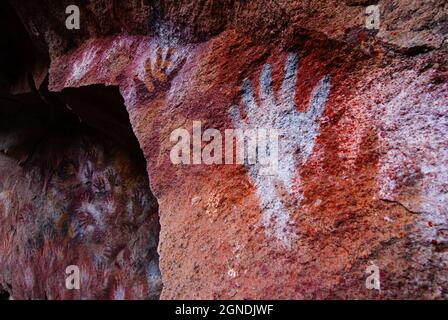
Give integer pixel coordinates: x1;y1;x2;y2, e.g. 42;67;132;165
0;0;447;299
0;89;162;299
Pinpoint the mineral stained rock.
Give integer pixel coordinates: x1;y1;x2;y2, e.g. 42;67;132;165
0;0;447;299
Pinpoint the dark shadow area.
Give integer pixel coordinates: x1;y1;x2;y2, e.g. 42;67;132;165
56;84;143;156
0;288;10;300
0;1;49;94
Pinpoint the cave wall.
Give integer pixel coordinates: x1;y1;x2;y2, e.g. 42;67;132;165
0;88;162;300
0;0;447;299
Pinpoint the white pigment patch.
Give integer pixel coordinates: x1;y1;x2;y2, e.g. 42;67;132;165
230;53;331;247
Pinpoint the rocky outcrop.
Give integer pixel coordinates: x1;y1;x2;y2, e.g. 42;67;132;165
0;0;447;299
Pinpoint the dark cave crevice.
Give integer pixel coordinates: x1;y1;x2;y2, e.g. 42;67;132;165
0;0;165;300
0;1;49;94
0;288;10;300
0;83;162;300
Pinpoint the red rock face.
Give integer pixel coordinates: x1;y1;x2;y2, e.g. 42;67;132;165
0;0;447;299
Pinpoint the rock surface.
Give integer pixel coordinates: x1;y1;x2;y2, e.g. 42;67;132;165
0;88;162;299
0;0;447;299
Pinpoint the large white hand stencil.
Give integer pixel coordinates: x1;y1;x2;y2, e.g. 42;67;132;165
230;53;331;246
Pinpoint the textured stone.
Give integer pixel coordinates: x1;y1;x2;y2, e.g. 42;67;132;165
0;0;447;299
0;90;162;299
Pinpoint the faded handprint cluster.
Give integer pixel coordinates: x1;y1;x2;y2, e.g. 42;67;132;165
230;53;331;246
0;127;162;299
